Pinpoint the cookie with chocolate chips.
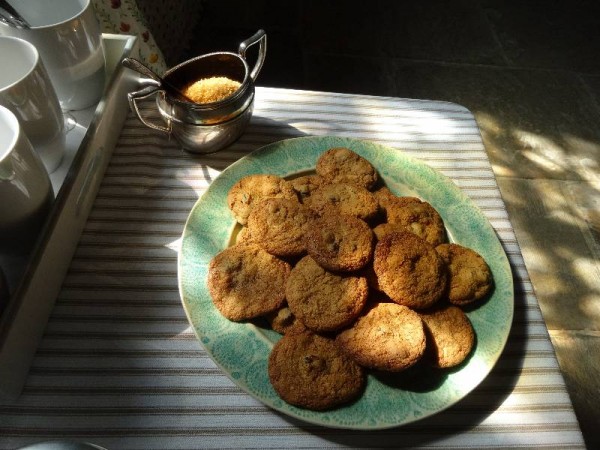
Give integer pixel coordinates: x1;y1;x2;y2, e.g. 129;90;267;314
268;330;366;410
227;174;297;225
436;243;493;306
305;214;374;272
207;244;291;321
373;231;447;310
286;255;368;332
336;302;426;372
316;147;378;190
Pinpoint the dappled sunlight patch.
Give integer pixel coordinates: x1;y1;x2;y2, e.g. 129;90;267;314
489;163;517;178
519;248;556;273
579;292;600;319
475;111;502;135
166;237;182;253
510;129;600;180
514;128;568;173
572;258;600;290
177;165;223;196
562;134;600;181
473;111;519;177
476;114;600;182
520;148;566;174
577;158;600;182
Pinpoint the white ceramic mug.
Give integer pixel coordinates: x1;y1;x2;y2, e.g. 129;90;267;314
0;0;106;111
0;36;66;173
0;105;54;256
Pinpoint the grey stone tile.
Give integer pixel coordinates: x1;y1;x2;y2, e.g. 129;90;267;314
564;181;600;261
580;74;600;114
304;54;600;181
481;0;600;73
496;177;600;331
300;0;506;65
549;330;600;449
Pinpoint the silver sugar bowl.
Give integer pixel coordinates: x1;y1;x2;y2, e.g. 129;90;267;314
126;29;266;154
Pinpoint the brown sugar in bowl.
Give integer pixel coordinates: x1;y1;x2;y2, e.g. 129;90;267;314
182;77;242;104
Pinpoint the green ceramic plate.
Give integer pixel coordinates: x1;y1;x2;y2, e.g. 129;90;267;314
178;136;514;429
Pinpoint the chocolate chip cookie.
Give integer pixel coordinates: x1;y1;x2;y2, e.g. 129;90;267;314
286;255;368;332
373;231;447;310
336;302;426;372
436;243;493;306
207;244;291;321
305;214;374;272
268;330;366;410
266;305;307;335
316;147;378;190
385;197;447;246
290;174;325;201
303;183;379;222
247;197;318;257
419;305;476;368
227;174;297;225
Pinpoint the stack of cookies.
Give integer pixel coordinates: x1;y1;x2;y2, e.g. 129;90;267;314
207;147;494;411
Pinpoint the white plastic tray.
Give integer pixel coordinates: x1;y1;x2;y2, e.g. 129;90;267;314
0;34;140;401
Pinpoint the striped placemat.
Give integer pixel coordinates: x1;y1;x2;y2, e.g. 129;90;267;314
0;88;584;449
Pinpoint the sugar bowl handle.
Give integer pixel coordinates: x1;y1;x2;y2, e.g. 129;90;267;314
127;85;171;134
238;29;267;82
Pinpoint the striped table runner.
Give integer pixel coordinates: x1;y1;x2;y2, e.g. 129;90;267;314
0;88;585;449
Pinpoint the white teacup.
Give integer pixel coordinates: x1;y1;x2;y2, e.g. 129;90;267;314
0;105;54;256
0;36;66;173
0;0;106;111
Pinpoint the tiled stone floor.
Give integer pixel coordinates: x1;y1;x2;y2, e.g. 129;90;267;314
183;1;600;446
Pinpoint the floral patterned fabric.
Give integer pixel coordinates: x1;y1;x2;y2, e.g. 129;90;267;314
92;0;167;74
134;0;204;67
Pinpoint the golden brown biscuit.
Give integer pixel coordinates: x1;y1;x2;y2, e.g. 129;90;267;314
286;256;368;332
419;305;476;368
268;330;366;410
373;222;411;241
316;147;378;190
207;244;291;321
234;226;255;245
336;302;426;372
289;174;325;201
303;183;379;222
226;174;297;225
265;305;307;335
373;187;418;212
373;231;447;310
385;197;447;246
247;197;318;257
436;243;493;306
372;186;396;202
305;214;374;272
